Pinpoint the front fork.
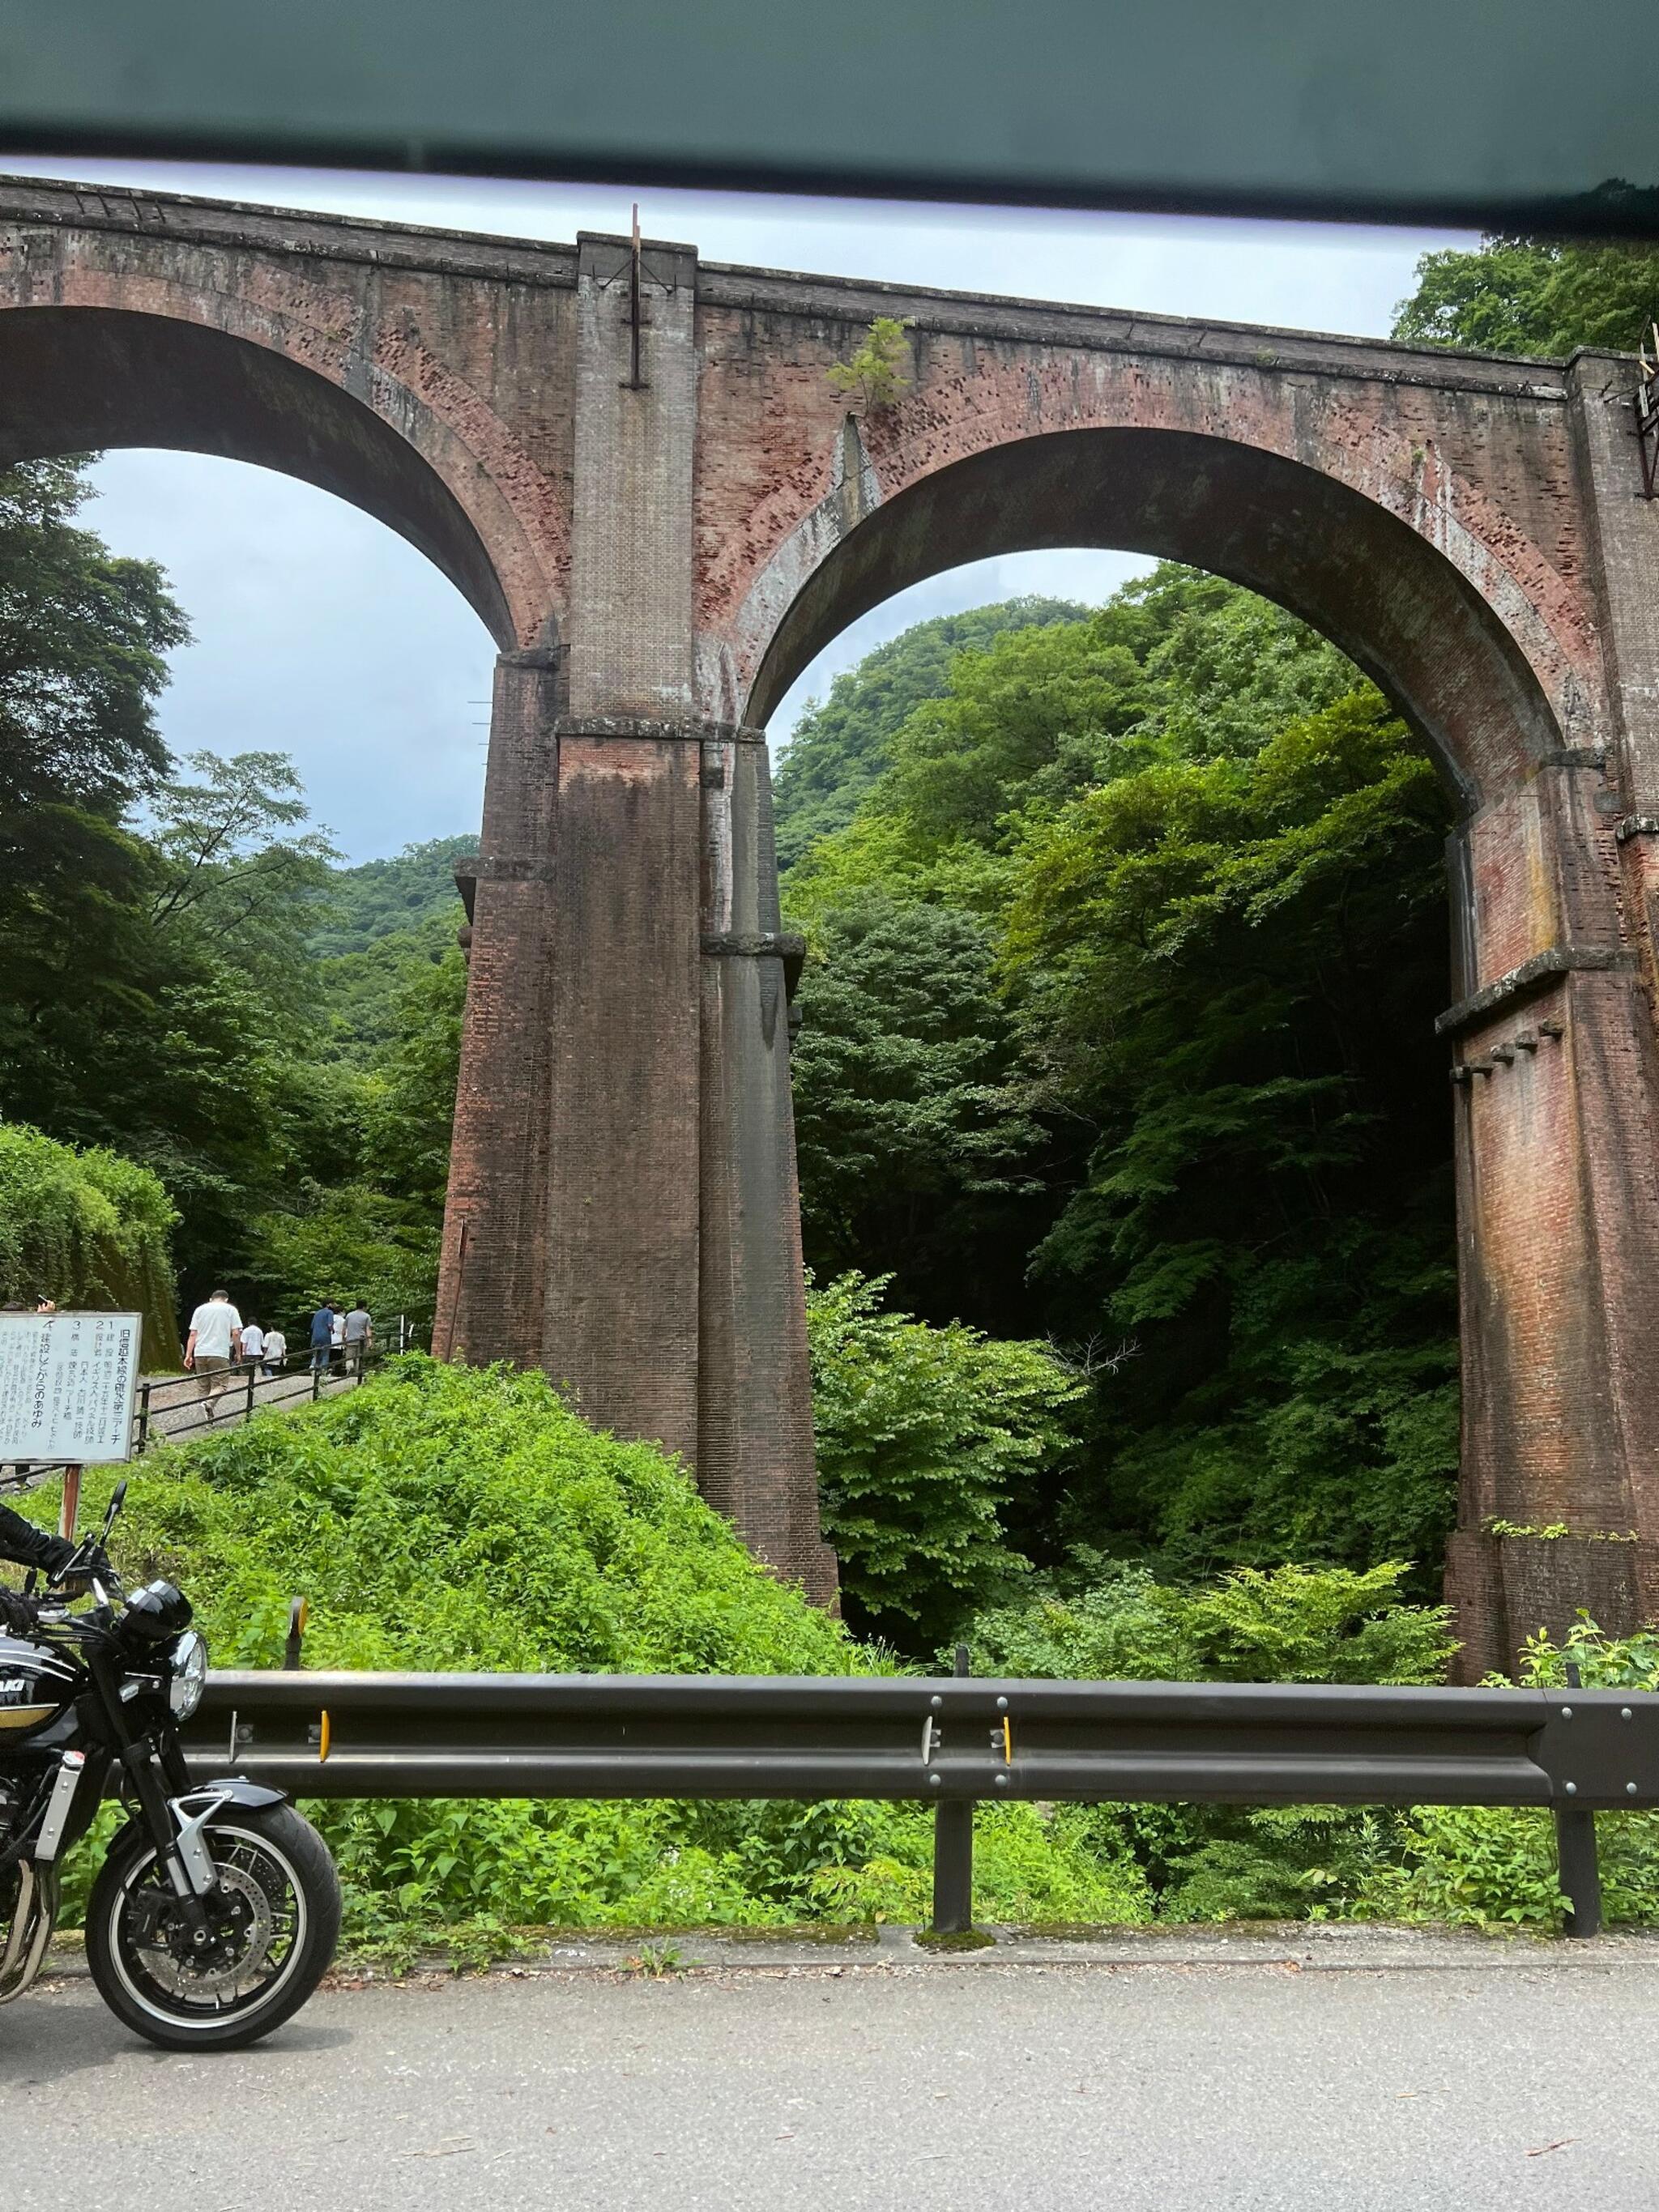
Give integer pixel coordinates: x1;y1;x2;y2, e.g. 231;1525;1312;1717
87;1653;220;1933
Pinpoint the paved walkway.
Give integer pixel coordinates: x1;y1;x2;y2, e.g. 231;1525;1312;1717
136;1359;361;1447
5;1928;1658;2210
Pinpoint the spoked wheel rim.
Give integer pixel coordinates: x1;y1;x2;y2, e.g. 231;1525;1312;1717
106;1820;310;2031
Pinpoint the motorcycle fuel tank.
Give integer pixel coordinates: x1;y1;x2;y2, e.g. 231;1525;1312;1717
0;1635;77;1737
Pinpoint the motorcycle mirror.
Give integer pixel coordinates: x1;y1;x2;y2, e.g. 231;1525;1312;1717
101;1478;129;1538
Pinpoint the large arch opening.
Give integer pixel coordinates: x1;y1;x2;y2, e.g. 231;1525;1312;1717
756;439;1539;1635
0;313;505;1357
748;427;1570;810
0;306;518;647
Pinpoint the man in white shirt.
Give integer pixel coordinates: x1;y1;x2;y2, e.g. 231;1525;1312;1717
262;1325;288;1377
185;1289;242;1417
240;1319;267;1367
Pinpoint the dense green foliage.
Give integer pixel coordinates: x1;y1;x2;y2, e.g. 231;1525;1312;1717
0;454;471;1343
307;833;473;1066
783;568;1457;1588
0;1122;181;1366
1393;216;1659;357
806;1271;1080;1642
965;1557;1455;1686
309;833;477;961
789;901;1045;1331
29;1365;1151;1946
36;1380;1640;1946
773;599;1086;870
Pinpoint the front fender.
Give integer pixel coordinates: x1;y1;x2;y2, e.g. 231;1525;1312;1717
179;1776;290;1813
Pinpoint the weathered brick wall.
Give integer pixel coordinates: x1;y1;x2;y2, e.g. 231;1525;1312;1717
6;175;1659;1650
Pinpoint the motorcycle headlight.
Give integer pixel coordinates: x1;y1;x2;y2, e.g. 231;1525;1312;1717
168;1629;208;1720
125;1579;193;1643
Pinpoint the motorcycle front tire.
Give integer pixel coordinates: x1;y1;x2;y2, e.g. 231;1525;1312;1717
85;1801;341;2051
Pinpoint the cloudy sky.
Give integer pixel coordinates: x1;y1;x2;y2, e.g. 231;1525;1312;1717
3;155;1472;863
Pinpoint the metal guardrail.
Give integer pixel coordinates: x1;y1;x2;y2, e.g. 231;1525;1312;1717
185;1671;1659;1938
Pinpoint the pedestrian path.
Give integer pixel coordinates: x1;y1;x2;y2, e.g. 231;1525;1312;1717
135;1358;364;1447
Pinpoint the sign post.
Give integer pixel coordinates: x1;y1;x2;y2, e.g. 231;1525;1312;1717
0;1313;143;1537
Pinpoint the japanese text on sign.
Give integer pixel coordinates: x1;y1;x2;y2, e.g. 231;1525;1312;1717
0;1312;142;1464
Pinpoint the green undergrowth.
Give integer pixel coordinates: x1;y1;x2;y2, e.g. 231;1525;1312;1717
24;1360;1659;1956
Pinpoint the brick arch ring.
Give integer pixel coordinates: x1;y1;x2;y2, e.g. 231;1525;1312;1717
723;424;1594;814
0;296;561;653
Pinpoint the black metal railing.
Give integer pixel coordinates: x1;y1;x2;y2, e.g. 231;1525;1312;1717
130;1337;399;1455
184;1667;1659;1938
2;1323;417;1489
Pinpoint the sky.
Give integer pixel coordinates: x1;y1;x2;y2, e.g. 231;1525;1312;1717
2;156;1474;863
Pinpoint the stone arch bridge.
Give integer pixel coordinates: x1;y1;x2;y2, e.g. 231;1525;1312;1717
4;175;1658;1671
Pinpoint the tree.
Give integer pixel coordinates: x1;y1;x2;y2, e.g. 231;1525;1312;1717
1001;688;1459;1577
879;568;1355;851
1393;204;1659;357
0;457;184;833
806;1269;1081;1647
772;598;1088;872
788;894;1045;1331
826;316;914;410
0;454;190;1153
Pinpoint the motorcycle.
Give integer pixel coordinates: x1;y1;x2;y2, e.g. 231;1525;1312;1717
0;1478;340;2049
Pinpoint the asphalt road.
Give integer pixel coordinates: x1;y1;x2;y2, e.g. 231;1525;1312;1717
4;1935;1658;2210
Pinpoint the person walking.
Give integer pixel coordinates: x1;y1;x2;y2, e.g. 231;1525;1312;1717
184;1289;242;1417
329;1302;346;1370
240;1317;266;1370
262;1323;288;1378
342;1299;373;1376
309;1300;335;1375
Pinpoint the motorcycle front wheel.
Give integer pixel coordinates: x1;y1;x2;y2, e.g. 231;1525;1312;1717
86;1803;341;2050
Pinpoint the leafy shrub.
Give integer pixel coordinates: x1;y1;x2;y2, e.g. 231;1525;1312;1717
806;1270;1081;1646
964;1556;1455;1686
0;1120;180;1366
1353;1617;1659;1932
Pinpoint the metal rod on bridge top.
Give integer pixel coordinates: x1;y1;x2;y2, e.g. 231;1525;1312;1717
930;1643;975;1935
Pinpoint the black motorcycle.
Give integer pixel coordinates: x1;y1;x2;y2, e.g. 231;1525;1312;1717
0;1479;340;2049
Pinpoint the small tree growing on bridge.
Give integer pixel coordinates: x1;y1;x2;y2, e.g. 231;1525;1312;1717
828;317;915;411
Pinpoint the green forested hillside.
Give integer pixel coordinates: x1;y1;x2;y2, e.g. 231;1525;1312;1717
783;565;1458;1589
308;836;472;1065
773;598;1087;870
309;833;477;958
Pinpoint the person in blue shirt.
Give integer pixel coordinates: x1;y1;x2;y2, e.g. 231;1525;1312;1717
309;1302;336;1374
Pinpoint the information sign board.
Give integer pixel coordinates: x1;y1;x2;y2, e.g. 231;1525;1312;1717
0;1311;143;1465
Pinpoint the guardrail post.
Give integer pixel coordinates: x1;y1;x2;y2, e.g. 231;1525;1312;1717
1555;1804;1602;1937
1555;1660;1602;1937
930;1644;975;1935
283;1596;308;1672
135;1381;151;1455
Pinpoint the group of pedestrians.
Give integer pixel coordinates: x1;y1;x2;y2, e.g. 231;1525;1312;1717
183;1290;373;1415
308;1299;374;1375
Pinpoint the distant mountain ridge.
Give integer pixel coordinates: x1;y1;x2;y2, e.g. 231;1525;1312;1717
771;597;1090;872
308;832;479;960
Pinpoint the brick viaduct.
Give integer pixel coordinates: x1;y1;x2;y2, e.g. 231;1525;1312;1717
4;175;1659;1671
